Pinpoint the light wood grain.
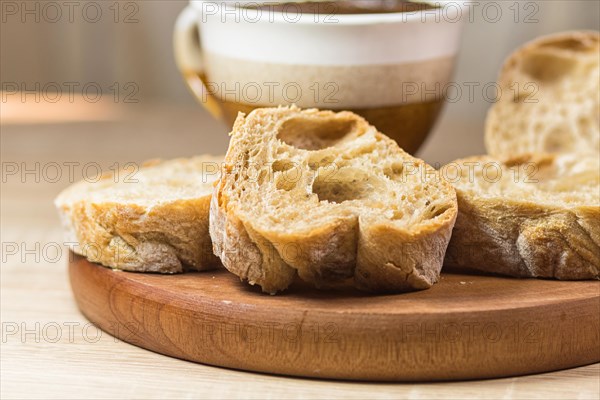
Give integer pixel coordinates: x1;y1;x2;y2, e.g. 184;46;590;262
1;101;599;399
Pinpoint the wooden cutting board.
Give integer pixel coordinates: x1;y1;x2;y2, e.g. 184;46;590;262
69;253;599;381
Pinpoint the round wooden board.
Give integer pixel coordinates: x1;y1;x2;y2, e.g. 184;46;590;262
69;253;600;381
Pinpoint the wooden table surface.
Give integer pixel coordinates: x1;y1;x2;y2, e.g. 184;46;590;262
1;98;598;399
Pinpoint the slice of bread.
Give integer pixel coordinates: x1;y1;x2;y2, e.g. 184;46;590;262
210;106;457;294
55;156;222;273
485;31;600;157
443;153;600;279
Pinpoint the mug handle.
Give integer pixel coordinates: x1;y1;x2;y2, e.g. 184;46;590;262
173;5;222;119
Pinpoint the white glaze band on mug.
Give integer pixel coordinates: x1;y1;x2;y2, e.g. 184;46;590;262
190;0;468;65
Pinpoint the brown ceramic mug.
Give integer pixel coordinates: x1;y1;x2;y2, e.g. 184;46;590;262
174;1;467;153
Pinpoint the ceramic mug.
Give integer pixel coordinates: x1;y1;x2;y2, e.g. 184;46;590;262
174;0;467;153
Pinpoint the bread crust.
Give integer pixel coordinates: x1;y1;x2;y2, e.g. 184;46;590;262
55;156;222;273
444;154;600;280
210;190;297;293
355;216;455;291
210;107;457;294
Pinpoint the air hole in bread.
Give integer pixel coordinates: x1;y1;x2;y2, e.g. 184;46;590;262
539;37;598;52
383;162;405;181
312;178;365;203
275;175;295;191
308;155;336;170
256;169;269;185
513;88;537;103
311;168;373;203
272;160;294;173
272;160;301;191
578;116;592;133
425;204;450;219
277;116;359;151
391;209;404;220
544;127;574;152
521;52;576;82
513;93;527;103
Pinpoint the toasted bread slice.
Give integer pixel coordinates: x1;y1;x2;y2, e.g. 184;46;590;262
444;153;600;279
209;106;457;294
485;31;600;156
55;156;222;273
